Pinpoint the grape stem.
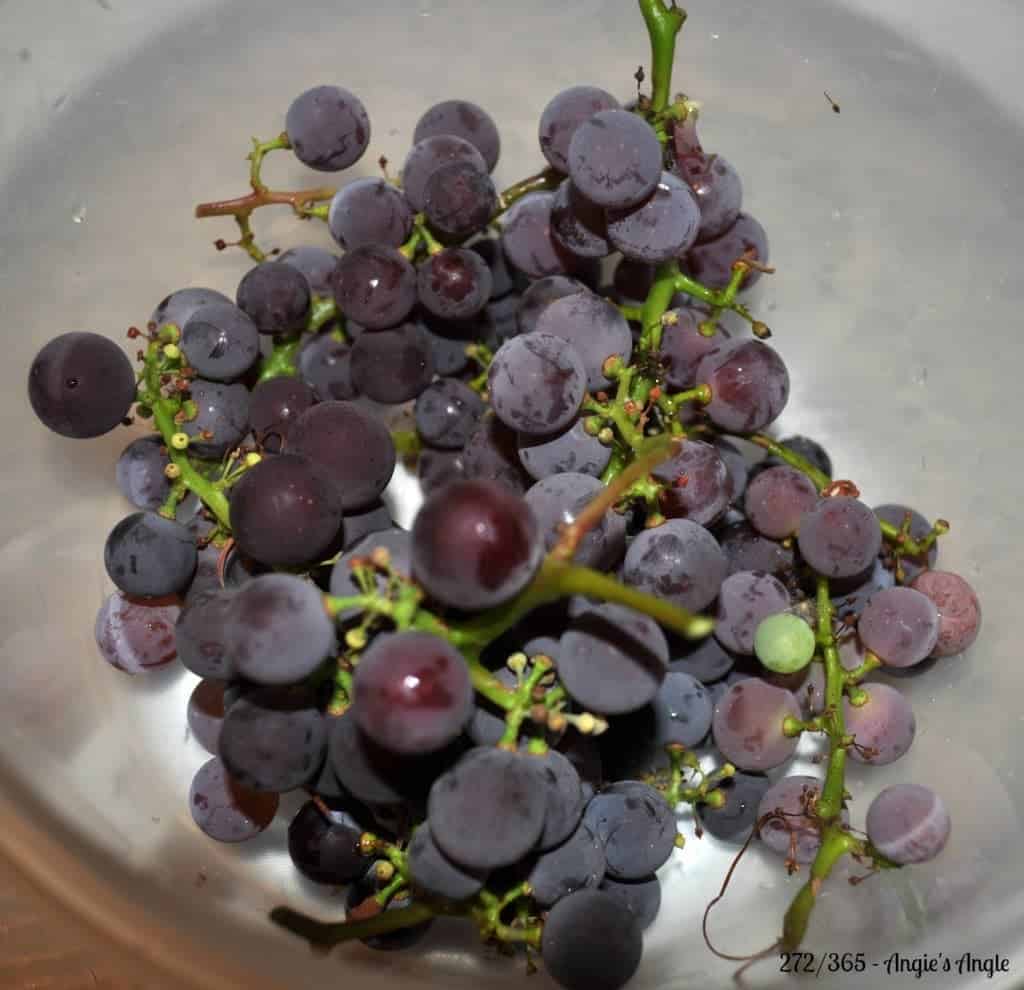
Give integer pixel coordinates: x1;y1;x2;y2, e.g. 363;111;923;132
638;0;687;116
493;167;563;214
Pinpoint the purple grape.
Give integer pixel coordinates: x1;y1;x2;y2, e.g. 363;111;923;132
714;437;750;505
768;436;833;479
651;439;731;527
529;822;605;907
844;683;916;766
744;466;819;540
866;784;951;865
248;377;315;452
188;679;227;755
857;586;940;668
408;824;488;900
550;179;612;259
94;591;180;674
911;570;981;657
874;504;938;581
798;496;883;580
517;417;612;481
539;85;620;173
332;245;417;330
278;245;340;296
151;287;231;332
286;85;370;172
500;191;578;279
599;876;661;931
176;590;236;680
181;378;251;459
288;800;370;885
349;321;434;404
417;247;492;321
607;171;701;263
583;782;677;880
401;134;488;212
658;309;730;389
567;110;662;210
116;436;171;511
682;213;769;291
414;99;501;171
424;160;497;239
414;377;485;449
612;257;656;308
671;116;743;244
104;512;197;598
715;571;791;655
418;317;471;376
180;302;260;382
469;235;522;299
28;332;136;439
712;678;801;771
343;868;435;951
518;276;588;335
757;775;839;864
297;331;356;401
669;635;736;684
718;520;795;578
327;177;414;251
695;338;790;433
236;262;310;335
418;446;466;496
697;771;772;842
478;293;523;350
189;757;279;843
462;414;531;493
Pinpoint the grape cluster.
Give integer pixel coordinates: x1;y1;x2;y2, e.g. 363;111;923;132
26;3;978;989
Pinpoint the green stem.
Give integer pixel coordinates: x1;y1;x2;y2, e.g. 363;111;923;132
494;168;562;214
844;651;883;684
308;296;339;333
498;658;552;748
744;433;832;492
815;577;846;821
248;133;290;192
640;260;682;353
257;336;302;382
781;827;856;951
618;304;644;322
638;0;687;115
391;430;422;458
270;904;437;951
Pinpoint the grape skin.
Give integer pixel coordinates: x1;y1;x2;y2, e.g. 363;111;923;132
517;417;612;481
285;85;371;172
247;377;316;452
550;179;612;260
414;99;501;171
278;245;340;296
539;85;620;173
414;377;486;449
176;591;237;680
461;414;531;494
180;302;260;382
349;321;435;404
535;748;587;851
327;177;414;251
757;775;836;864
718;521;795;578
651;439;731;527
583;781;677;881
518;275;588;335
235;262;311;335
332;245;417;331
599;875;661;932
606;171;702;263
104;512;197;598
798;496;883;580
288;800;370;885
418;446;467;496
94;592;181;674
658;309;730;390
487;333;587;436
911;570;982;657
424;160;498;239
418;316;471;375
712;678;801;771
857;586;940;667
682;212;769;291
697;771;772;842
417;247;493;321
151;287;231;332
116;436;171;510
715;571;791;656
297;331;356;402
695;338;790;433
866;784;951;865
528;822;605;907
500;192;578;279
402;134;488;212
408;823;488;900
181;379;251;459
844;683;916;766
187;679;227;755
669;635;736;684
189;757;279;844
744;466;820;540
874;503;939;581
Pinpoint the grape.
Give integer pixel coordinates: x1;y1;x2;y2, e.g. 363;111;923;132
911;570;981;657
518;275;588;335
290;401;396;510
151;287;231;332
176;591;236;680
332;245;417;330
798;496;884;579
278;245;339;296
857;586;940;668
525;472;626;570
607;171;701;263
558;603;668;715
657;309;729;390
402;134;488;212
583;782;677;880
116;436;171;510
622;519;728;613
479;293;523;350
428;748;546;870
715;437;750;505
327;177;414;251
236;262;311;335
414;99;501;171
651;670;714;747
757;775;833;864
844;683;916;766
462;414;532;493
651;439;731;527
424;160;497;239
344;868;434;950
413;378;484;450
229;454;342;568
500;192;577;279
718;520;795;578
297;331;356;401
285;85;370;172
567;109;662;210
695;338;789;433
181;379;251;458
418;317;471;375
538;86;620;173
349;321;434;403
542;888;642;990
225;574;336;685
28;332;136;439
754;613;816;674
866;784;951;865
669;635;735;684
612;257;656;308
697;771;772;842
768;435;833;479
248;377;315;452
180;302;259;382
550;179;612;259
189;756;280;845
338;501;393;552
469;235;521;299
353;632;473;756
715;571;791;655
517;417;612;482
744;466;819;540
828;556;894;621
874;504;938;581
466;667;516;747
411;479;542;611
488;333;587;436
418;446;466;496
599;876;661;932
408;824;488;900
94;592;180;673
682;213;770;291
536;748;586;851
670;116;743;243
187;679;227;755
288;800;369;885
104;512;196;598
532;291;632;391
416;247;493;321
529;822;605;908
712;678;801;771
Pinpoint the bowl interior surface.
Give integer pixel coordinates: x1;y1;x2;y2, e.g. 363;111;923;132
2;0;1023;987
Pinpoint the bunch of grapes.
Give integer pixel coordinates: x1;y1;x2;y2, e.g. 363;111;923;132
26;2;980;988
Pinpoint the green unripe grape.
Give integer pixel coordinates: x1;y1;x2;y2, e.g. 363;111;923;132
754;613;815;674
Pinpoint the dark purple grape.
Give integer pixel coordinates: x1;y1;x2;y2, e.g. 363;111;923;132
401;134;487;212
289;401;396;510
327;177;414;251
229;453;342;567
651;439;731;527
488;333;587;436
744;466;819;540
517;417;612;481
462;414;532;493
176;590;236;680
278;245;340;296
411;479;542;611
551;179;612;259
669;635;736;684
607;171;701;263
567;109;662;210
417;317;471;376
529;823;605;907
857;587;940;668
116;435;171;510
288;800;369;885
349;321;434;404
715;571;791;655
417;247;493;321
297;330;356;401
151;288;231;332
332;245;417;331
414;377;485;449
535;748;587;851
769;436;833;479
500;192;578;279
874;504;938;581
28;332;136;439
671;116;743;243
584;781;677;880
418;446;466;496
478;293;523;351
911;570;981;657
866;784;951;865
798;496;883;580
612;257;655;308
181;302;260;381
94;591;180;673
104;512;196;598
658;309;729;389
248;377;315;452
682;212;769;290
518;276;588;335
414;99;501;171
286;85;370;172
538;85;620;173
189;757;279;843
469;235;522;299
353;631;473;755
844;683;916;766
236;262;311;335
424;160;497;239
181;378;251;458
599;876;661;932
718;521;795;578
714;437;749;505
712;678;800;771
757;775;835;864
697;771;772;841
408;824;488;900
187;679;227;754
695;338;789;433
